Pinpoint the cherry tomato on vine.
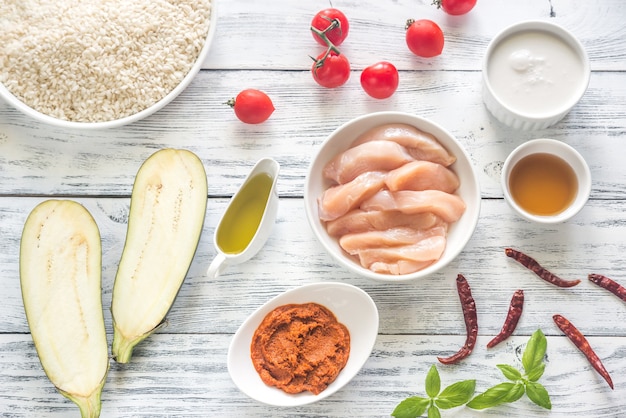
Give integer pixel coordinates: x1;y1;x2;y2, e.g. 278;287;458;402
311;50;350;88
405;19;444;58
433;0;477;15
360;62;399;99
226;89;275;124
311;8;350;46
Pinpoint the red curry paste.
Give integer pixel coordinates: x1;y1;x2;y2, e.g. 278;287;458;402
250;302;350;395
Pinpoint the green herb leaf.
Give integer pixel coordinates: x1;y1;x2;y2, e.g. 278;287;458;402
497;364;523;381
427;404;441;418
526;381;552;410
391;396;430;418
466;382;519;410
522;329;547;375
435;380;476;409
425;365;441;398
526;362;546;382
505;382;526;403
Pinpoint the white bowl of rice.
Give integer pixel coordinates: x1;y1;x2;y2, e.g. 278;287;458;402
0;0;217;129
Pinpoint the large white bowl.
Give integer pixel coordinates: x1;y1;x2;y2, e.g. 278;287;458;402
0;1;217;130
304;111;481;282
227;282;379;407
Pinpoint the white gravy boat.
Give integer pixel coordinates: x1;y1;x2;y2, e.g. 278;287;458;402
207;158;280;278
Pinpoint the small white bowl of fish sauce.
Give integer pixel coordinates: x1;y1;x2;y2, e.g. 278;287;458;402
502;138;591;224
304;111;481;282
482;20;590;130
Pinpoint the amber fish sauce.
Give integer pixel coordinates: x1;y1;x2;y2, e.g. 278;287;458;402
216;172;274;254
508;153;577;216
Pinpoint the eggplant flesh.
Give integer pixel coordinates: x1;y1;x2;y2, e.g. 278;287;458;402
20;200;109;418
111;148;208;363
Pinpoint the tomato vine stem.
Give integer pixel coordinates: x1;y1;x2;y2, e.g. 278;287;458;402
310;22;343;68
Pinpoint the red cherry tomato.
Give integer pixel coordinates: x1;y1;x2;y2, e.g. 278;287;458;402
227;89;274;124
434;0;477;15
405;19;444;58
360;62;399;99
311;50;350;88
311;8;350;46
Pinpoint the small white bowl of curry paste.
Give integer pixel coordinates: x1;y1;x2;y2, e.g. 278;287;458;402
501;138;591;223
482;20;590;130
227;282;379;406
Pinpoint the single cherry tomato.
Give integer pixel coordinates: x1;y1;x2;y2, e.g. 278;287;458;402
311;50;350;88
226;89;274;124
311;8;350;46
360;61;399;99
405;19;444;58
433;0;477;16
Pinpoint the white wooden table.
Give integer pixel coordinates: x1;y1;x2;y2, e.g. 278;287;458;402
1;0;626;416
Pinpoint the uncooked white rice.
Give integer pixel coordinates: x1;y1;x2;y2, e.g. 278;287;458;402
0;0;212;123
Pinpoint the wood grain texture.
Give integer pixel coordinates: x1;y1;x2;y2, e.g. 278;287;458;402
1;70;625;198
1;334;624;417
1;0;626;416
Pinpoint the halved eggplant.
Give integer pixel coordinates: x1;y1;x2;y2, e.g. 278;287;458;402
111;149;208;363
20;200;109;418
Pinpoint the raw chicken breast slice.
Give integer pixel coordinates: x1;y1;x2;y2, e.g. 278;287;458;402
325;209;442;237
370;260;436;275
323;140;414;184
385;160;460;193
351;123;456;166
339;225;448;255
356;235;447;267
361;190;466;223
318;171;386;222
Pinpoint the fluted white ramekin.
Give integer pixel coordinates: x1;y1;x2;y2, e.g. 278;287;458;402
482;21;590;131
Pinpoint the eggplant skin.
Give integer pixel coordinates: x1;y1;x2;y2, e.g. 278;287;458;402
111;148;208;363
20;199;109;418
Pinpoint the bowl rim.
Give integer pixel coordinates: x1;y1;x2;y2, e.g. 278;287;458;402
304;111;481;282
501;138;591;224
0;0;218;130
482;19;590;122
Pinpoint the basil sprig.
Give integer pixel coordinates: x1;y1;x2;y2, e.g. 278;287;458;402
467;329;551;410
392;365;475;418
391;329;551;417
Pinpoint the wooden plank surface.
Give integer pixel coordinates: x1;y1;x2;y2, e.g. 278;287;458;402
1;0;625;416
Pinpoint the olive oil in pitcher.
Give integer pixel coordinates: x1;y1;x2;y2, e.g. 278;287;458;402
216;172;274;254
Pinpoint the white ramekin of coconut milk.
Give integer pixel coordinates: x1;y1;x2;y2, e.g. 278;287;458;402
482;21;590;131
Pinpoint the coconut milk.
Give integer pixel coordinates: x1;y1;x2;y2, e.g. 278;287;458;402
487;30;586;116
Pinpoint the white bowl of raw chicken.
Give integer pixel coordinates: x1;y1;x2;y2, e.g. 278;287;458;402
305;111;481;282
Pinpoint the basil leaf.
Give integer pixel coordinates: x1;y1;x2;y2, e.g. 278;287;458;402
466;382;518;410
391;396;430;418
425;365;441;398
427;404;441;418
526;381;552;410
497;364;522;381
435;380;476;409
505;382;526;403
526;362;546;382
522;329;547;375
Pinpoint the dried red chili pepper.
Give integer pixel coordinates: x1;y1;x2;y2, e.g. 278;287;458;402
438;274;478;365
486;289;524;349
588;273;626;302
504;248;581;288
553;314;614;390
